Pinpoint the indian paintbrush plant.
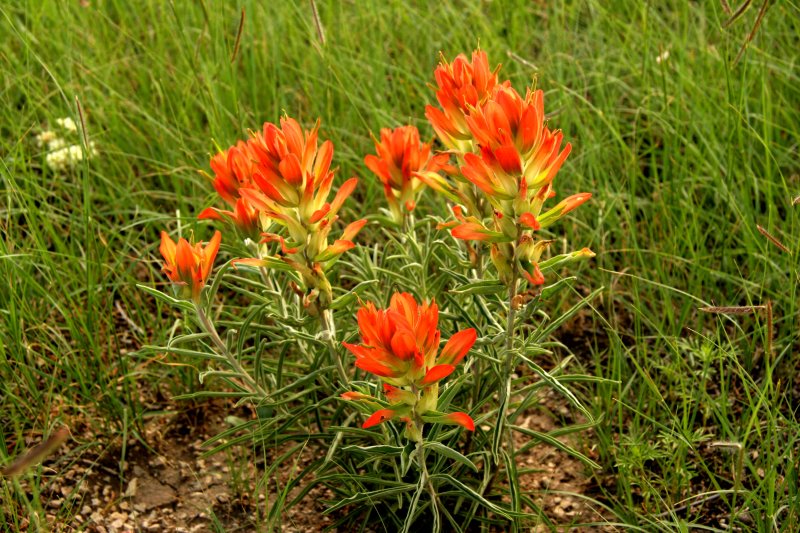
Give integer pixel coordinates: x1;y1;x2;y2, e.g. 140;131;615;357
143;48;600;531
429;74;594;470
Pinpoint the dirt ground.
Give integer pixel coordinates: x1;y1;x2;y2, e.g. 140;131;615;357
8;388;609;532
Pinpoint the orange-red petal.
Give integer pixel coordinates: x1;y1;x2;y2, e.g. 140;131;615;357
443;412;475;431
363;408;397;429
420;364;455;386
341;391;371;401
438;328;476;366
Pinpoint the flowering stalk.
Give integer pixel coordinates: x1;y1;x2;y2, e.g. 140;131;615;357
364;125;452;229
204;117;367;315
339;294;476;525
425;52;595;470
158;230;267;398
438;85;592;289
340;293;476;441
425;50;593;292
200;117;369;386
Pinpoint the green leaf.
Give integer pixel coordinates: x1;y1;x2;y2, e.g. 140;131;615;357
401;441;414;477
511;424;601;470
424;441;478;472
518;356;595;422
430;474;529;519
205;260;233;301
439;267;471;285
324;485;415;514
324;414;356;465
198;369;250;385
368;213;401;228
330;279;378;310
531;286;603;342
235;256;296;272
402;473;426;533
139;344;225;362
449;279;505;296
538;251;593;274
540;276;577;299
502;450;522;524
173;390;255;400
341;444;406;457
136;284;194;311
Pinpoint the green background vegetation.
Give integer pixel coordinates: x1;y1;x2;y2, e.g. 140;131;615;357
1;0;798;529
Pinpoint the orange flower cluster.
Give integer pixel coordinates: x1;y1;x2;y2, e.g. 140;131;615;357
201;117;366;311
341;293;475;440
159;230;222;302
157;116;366;310
426;50;593;287
199;140;262;239
425;50;505;153
364;126;452;225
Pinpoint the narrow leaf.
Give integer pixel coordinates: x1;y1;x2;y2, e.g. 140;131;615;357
449;279;505;296
136;284;194;311
425;442;478;472
511;424;601;470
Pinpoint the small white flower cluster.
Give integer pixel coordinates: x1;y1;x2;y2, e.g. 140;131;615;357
45;144;98;171
34;117;97;171
56;117;78;132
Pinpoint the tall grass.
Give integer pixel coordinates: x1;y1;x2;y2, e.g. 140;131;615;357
1;0;798;529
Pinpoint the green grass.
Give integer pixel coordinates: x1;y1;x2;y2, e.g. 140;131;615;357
1;0;798;530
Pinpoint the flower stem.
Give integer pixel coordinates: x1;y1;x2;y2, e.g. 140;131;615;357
416;440;440;526
482;272;520;507
193;301;268;399
411;392;440;531
505;276;518;353
496;271;519;460
320;308;349;387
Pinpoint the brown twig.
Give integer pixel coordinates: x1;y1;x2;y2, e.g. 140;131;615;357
3;427;70;476
115;300;144;336
723;0;754;28
699;305;766;314
732;0;773;66
309;0;326;45
230;7;245;64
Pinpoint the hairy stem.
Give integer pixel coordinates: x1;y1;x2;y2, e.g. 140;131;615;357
411;385;440;531
482;272;520;507
320;308;349;386
417;440;440;526
498;272;518;433
193;302;268;399
501;270;522;514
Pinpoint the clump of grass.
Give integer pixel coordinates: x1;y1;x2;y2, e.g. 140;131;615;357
0;0;798;530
